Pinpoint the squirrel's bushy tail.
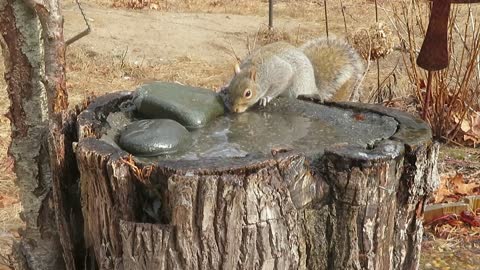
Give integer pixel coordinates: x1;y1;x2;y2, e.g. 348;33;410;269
300;36;364;102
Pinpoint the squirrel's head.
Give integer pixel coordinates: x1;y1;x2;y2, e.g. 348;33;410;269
226;64;259;113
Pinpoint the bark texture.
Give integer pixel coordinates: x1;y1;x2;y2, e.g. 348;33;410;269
0;0;70;269
49;109;86;270
0;0;64;269
72;92;439;270
24;0;68;114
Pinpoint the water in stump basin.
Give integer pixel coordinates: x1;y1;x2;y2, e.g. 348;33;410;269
104;97;399;161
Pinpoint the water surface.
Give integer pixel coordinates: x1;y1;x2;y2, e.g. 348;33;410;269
104;98;399;161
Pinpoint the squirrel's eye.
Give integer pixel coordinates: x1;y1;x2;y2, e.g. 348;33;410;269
244;89;252;99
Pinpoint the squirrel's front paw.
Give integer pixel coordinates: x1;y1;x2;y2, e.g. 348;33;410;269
259;96;272;106
259;98;267;106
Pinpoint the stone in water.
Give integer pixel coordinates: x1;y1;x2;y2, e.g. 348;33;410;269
133;81;225;129
118;119;191;156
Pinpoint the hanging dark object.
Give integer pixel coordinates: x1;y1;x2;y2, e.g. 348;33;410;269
417;0;480;71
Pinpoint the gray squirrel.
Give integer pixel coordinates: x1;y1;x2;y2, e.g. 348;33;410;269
222;36;365;113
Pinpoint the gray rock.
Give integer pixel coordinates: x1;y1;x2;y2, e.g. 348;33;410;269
133;82;225;129
118;119;191;156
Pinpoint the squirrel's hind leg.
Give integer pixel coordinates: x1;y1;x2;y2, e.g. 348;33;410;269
287;57;319;98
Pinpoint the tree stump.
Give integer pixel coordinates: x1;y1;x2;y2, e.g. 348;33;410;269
73;91;439;270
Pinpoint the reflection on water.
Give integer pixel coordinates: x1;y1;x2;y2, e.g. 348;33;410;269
105;99;399;161
175;111;329;160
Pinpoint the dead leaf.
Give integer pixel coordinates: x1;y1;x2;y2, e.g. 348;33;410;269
0;194;19;208
433;173;480;203
419;79;426;89
433;175;454;203
9;229;20;238
460;118;471;133
353;113;366;121
472;114;480;136
451;173;480;195
460;210;480;227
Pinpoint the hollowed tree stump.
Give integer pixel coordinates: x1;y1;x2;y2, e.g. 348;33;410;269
74;91;439;270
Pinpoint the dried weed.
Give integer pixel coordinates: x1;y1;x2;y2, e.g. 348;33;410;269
390;1;480;144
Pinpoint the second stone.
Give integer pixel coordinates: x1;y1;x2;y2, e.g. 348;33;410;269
133;81;225;129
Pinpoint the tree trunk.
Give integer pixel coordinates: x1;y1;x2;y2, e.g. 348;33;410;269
48;108;87;270
0;0;70;268
71;92;439;270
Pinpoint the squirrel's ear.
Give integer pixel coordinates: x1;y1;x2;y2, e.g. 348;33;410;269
249;68;257;81
234;63;241;75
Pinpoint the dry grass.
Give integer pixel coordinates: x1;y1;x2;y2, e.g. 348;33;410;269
66;0;407;101
90;0;336;20
251;25;297;46
66;45;231;106
71;0;379;32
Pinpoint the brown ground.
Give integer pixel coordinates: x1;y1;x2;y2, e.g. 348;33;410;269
0;0;479;269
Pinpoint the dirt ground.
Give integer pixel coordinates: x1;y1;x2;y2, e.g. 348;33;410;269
0;0;479;269
64;3;320;63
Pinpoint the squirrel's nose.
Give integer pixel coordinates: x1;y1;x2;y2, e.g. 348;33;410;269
234;108;240;113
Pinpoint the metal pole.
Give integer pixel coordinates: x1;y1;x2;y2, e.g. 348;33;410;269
269;0;273;29
324;0;329;38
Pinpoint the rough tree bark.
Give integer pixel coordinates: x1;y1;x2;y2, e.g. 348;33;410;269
0;0;73;269
72;92;439;270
